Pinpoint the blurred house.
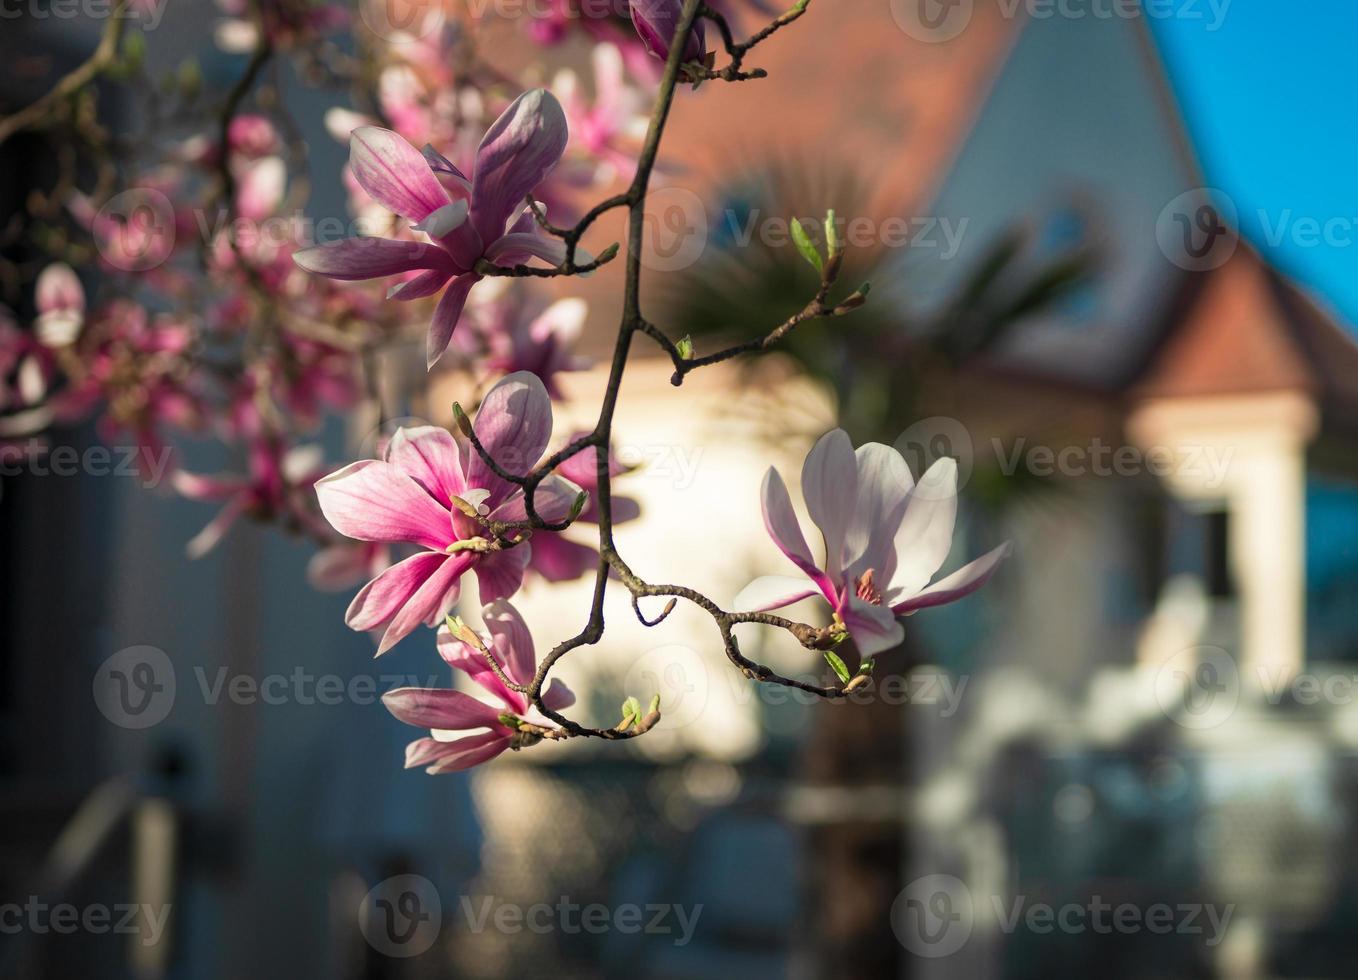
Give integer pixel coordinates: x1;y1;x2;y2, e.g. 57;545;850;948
5;3;1358;980
869;6;1358;980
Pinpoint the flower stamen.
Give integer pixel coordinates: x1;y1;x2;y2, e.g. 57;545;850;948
854;568;882;606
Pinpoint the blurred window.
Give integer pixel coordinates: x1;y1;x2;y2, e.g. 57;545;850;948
1306;478;1358;663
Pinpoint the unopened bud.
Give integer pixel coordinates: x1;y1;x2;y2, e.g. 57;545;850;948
452;402;473;437
630;0;709;65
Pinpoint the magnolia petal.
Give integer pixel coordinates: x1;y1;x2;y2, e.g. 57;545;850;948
630;0;707;62
386;268;454;301
801;429;858;578
406;732;506;772
403;736;450;770
236;156;286;221
316;460;453;550
373;552;473;655
421;144;471;190
842;595;905;658
887;457;959;597
426;273;480;369
843;442;915;578
527;535;598;583
184;495;249;560
472;89;569;241
345;551;447;630
761;467;817;573
293;237;453;281
425;732;510;774
733;575;820;613
383;686;503;731
467;370;554;493
35;262;84;314
307;543;375;592
474;546;531;604
172;470;249;502
484;230;568;268
411;199;469;238
531;297;587;347
555;441;612;489
592;42;626;120
369;548;475;656
385;425;465;509
483;599;537;689
349;126;449;222
893;541;1012;615
436;624;524;713
541;678;576;712
489;475;583;526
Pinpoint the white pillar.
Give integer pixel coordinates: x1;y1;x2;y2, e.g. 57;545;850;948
1128;393;1318;687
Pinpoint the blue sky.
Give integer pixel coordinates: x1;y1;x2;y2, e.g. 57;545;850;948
1150;3;1358;327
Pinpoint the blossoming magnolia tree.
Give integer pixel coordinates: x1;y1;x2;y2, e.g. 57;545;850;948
0;0;1008;772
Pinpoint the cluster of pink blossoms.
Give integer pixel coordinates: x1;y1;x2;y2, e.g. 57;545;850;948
1;4;661;590
2;0;1009;772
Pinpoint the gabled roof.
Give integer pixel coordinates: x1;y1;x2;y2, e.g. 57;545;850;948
899;3;1358;423
1133;247;1358;426
1132;249;1318;401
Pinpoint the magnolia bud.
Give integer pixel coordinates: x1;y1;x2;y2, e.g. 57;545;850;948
629;0;709;66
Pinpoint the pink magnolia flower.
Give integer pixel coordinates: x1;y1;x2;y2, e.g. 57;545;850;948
69;176;190;278
51;300;200;478
734;430;1011;657
34;263;85;347
484;296;590;400
316;371;584;654
227;114;281;159
234;156;287;222
553;44;646;184
215;0;347;52
293;89;573;369
383;600;576;773
528;437;639;582
175;438;327;558
307;538;391;592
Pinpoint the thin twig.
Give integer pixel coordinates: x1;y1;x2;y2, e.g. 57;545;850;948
0;6;131;147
